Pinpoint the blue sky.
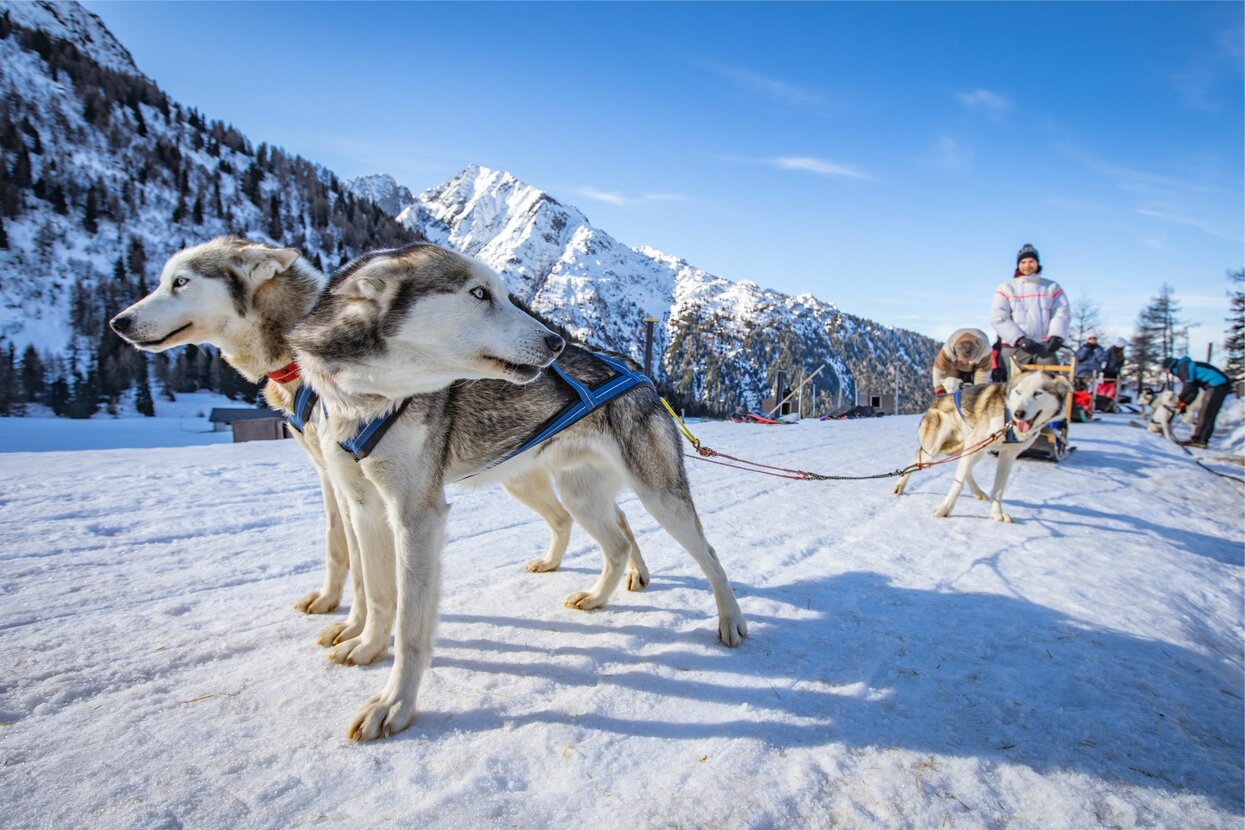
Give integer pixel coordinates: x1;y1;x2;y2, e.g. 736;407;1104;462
84;1;1243;358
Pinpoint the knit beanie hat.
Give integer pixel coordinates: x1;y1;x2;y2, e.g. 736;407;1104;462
1114;337;1127;348
1016;244;1040;264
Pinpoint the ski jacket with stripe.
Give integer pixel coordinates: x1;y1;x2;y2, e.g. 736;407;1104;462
1171;356;1229;405
990;274;1071;346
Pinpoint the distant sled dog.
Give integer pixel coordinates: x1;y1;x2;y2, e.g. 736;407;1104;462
110;237;648;667
892;362;1073;522
287;242;747;741
1144;388;1202;442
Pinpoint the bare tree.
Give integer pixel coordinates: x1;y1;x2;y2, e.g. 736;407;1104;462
1069;292;1103;347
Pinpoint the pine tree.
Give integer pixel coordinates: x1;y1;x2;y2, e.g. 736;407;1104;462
21;345;44;403
1225;268;1245;384
83;183;98;233
113;255;126;282
268;193;283;240
192;194;203;224
0;342;16;416
0;217;7;250
126;237;147;284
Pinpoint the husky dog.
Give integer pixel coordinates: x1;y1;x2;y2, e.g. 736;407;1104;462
110;238;641;665
289;243;747;741
1145;389;1202;441
892;361;1073;522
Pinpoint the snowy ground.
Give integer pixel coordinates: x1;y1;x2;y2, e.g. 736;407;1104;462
0;407;1241;829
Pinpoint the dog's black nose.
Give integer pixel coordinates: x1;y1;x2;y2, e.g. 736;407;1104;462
1013;409;1027;421
544;333;565;356
110;314;133;335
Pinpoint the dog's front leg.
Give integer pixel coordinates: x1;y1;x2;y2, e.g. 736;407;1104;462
989;450;1019;523
348;490;447;742
327;473;396;666
316;487;368;647
295;467;348;614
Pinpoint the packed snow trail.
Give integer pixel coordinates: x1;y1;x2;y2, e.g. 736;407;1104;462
0;412;1241;829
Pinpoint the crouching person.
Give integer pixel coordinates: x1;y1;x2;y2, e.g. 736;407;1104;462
1165;356;1231;448
932;327;992;396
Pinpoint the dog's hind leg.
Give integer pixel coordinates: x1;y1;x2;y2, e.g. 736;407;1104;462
932;448;985;518
554;466;632;610
965;467;989;501
505;469;573;574
892;448;923;496
617;507;650;591
295;469;348;614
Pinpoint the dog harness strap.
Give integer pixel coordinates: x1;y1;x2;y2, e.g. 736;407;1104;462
287;384;320;434
459;353;653;480
339;397;414;461
266;361;301;384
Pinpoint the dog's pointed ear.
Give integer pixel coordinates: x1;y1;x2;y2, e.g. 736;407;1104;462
232;245;300;285
331;269;388;303
1007;355;1024;379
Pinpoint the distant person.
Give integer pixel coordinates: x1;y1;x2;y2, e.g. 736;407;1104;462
991;244;1071;376
932;327;992;395
1074;336;1105;378
1164;356;1231;448
1102;338;1126;380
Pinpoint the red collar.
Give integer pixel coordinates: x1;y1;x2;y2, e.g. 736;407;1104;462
266;361;301;384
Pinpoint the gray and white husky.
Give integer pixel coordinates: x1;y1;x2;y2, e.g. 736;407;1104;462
892;361;1073;522
110;237;646;665
288;242;747;741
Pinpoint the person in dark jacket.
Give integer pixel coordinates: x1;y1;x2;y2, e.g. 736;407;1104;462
1102;338;1126;380
1164;356;1231;448
1074;336;1105;378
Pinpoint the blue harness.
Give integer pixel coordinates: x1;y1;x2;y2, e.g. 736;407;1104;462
954;387;1020;444
496;352;653;466
287;352;653;465
283;381;411;460
286;384;319;434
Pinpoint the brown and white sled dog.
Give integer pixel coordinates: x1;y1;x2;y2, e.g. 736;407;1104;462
109;237;646;666
288;242;747;741
892;362;1073;522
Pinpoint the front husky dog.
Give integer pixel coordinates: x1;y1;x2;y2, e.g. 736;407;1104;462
892;361;1073;522
109;238;358;620
290;243;747;741
110;238;626;666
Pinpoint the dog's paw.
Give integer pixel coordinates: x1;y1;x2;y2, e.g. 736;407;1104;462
564;591;607;611
347;694;416;742
294;591;339;615
718;615;748;648
932;504;953;518
973;492;989;501
625;567;650;592
329;636;387;666
317;620;362;648
991;510;1014;523
525;558;559;573
891;482;905;496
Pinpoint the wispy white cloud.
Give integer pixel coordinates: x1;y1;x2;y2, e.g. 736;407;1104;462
918;136;972;172
696;61;827;113
956;89;1012;121
768;156;872;180
572;187;691;208
1135;207;1244;243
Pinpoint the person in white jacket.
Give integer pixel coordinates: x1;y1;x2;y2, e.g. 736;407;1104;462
990;244;1071;377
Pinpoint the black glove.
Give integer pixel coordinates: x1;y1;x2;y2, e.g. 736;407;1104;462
1016;337;1042;355
1044;336;1064;356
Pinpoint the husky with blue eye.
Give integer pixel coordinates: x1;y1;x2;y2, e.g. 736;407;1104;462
110;238;641;668
289;243;747;742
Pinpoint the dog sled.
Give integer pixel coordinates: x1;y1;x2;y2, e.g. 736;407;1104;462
1019;359;1077;462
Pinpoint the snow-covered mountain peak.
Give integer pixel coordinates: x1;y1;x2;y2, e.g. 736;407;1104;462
345;174;414;219
1;0;144;78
